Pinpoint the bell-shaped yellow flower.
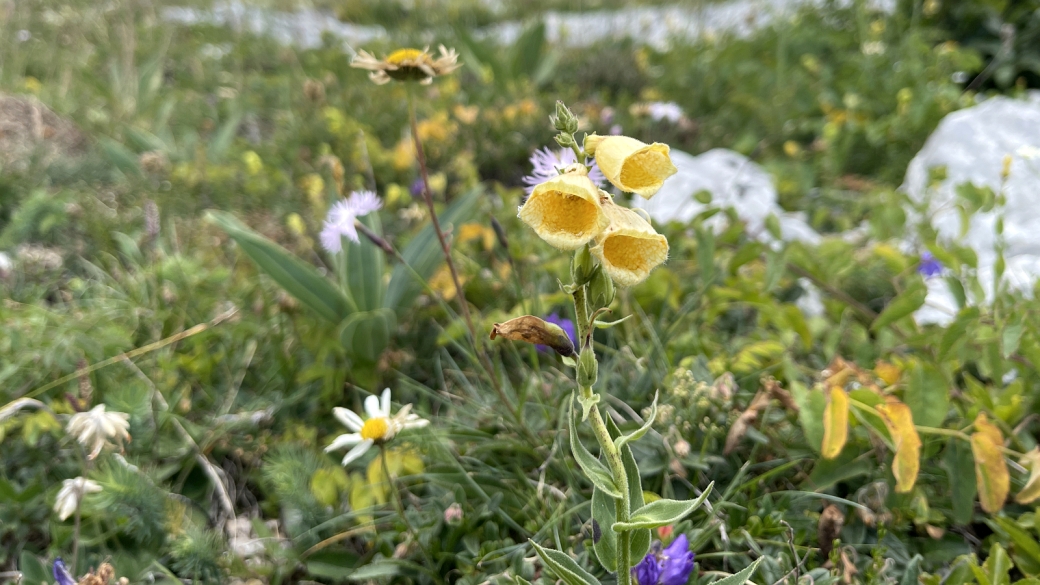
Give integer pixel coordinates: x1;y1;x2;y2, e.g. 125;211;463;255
591;199;669;287
593;136;678;199
518;166;610;250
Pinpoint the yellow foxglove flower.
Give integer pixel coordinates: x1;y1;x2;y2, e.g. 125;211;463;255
593;135;678;199
591;200;669;286
518;166;609;251
351;46;461;85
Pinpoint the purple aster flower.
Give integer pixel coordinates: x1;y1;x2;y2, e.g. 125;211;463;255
918;251;943;278
660;534;696;585
536;313;575;354
53;559;75;585
521;146;607;195
320;190;382;254
633;554;662;585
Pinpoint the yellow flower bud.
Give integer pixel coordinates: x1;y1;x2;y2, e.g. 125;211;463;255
593;136;678;199
584;133;604;156
591;200;669;287
518;168;609;251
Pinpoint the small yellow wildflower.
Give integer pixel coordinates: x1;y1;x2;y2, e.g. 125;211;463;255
242;151;263;175
592;136;678;199
519;166;610;251
591;200;669;287
351;46;461;85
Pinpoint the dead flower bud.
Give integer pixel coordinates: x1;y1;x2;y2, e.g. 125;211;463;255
490;315;576;357
818;504;845;559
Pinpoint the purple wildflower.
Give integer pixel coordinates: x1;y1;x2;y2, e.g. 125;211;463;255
660;535;696;585
53;559;75;585
633;534;697;585
521;147;607;195
609;124;623;135
646;102;684;124
410;178;425;198
537;313;575;354
319;190;382;254
918;251;943;278
633;554;662;585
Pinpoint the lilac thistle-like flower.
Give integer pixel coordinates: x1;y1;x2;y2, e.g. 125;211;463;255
918;251;943;278
660;534;696;585
53;559;75;585
521;146;607;196
536;313;575;353
319;190;383;254
633;553;662;585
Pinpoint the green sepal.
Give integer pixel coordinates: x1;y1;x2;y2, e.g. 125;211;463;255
614;391;657;451
604;416;650;562
568;397;622;499
613;483;714;532
709;556;764;585
577;393;601;422
594;315;633;329
529;541;602;585
591;485;617;572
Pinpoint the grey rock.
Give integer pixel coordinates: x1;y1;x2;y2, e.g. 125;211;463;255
902;94;1040;325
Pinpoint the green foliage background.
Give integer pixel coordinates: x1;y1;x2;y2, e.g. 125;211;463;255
3;0;1040;584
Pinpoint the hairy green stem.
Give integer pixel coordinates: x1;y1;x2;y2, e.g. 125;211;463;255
573;284;632;584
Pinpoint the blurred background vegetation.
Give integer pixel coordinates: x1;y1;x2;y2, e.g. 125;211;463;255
3;0;1040;583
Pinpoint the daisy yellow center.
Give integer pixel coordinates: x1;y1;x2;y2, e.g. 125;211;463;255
387;48;426;65
360;417;390;441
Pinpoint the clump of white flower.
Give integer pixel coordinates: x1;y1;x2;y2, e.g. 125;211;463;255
66;404;131;459
54;477;102;521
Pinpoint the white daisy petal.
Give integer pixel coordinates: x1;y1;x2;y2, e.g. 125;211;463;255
333;407;364;432
364;395;382;419
341;440;374;466
325;433;363;452
380;388;392;417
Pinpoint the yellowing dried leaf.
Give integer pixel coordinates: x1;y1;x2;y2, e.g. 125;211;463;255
971;413;1009;513
875;361;902;386
877;399;922;493
822;386;849;459
1015;447;1040;504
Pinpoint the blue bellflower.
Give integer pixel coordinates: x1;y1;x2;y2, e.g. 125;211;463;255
633;534;696;585
53;558;75;585
918;251;943;278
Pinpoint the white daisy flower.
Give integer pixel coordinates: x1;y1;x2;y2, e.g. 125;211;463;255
325;388;429;466
319;190;383;254
66;404;131;460
54;477;102;521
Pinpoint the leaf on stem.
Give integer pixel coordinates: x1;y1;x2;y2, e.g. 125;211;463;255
529;541;602;585
971;413;1009;514
568;397;622;499
614;391;658;451
1015;448;1040;504
611;484;713;532
821;386;849;459
876;399;921;493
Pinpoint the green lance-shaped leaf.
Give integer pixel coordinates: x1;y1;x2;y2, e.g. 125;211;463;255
591;484;617;572
344;213;385;313
709;556;765;585
529;541;602;585
614;391;658;451
205;211;353;323
871;279;927;331
568;397;622;499
612;484;713;532
339;308;396;363
605;416;650;562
